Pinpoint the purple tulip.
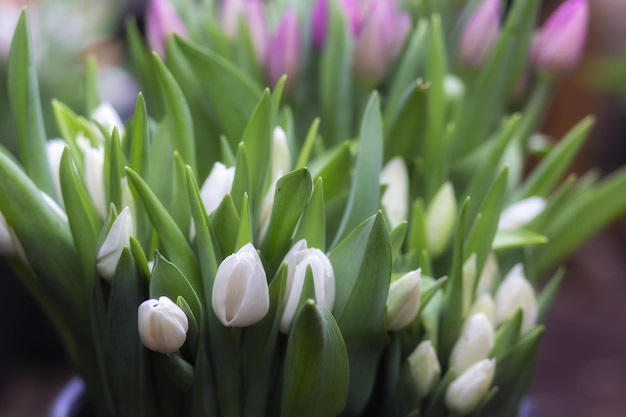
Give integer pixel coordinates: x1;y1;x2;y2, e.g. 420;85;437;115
266;10;301;91
146;0;188;57
220;0;268;62
532;0;589;74
311;0;360;47
352;0;411;84
458;0;501;69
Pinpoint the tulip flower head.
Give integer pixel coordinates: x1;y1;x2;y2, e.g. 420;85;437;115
407;340;441;396
445;358;496;415
266;10;301;91
532;0;588;74
280;239;335;333
458;0;501;69
220;0;268;62
352;0;411;84
498;196;546;230
200;162;236;215
146;0;188;57
311;0;360;47
46;139;66;202
96;207;133;281
386;269;422;331
494;264;538;333
449;313;495;376
138;296;189;353
425;182;457;257
380;157;409;229
91;102;125;138
212;243;270;327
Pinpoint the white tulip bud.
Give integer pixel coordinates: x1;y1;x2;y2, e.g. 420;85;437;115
138;296;189;353
445;358;496;415
407;340;441;396
280;239;335;333
258;175;280;243
495;264;538;333
200;162;235;215
449;313;495;375
91;102;125;138
468;293;496;325
46;139;66;203
462;254;477;313
498;196;546;230
271;126;291;180
386;269;422;331
212;243;270;327
79;138;107;219
380;157;409;229
475;252;499;296
425;182;457;257
96;207;132;281
0;211;24;258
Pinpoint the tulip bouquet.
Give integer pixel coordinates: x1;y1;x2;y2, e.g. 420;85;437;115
2;0;626;417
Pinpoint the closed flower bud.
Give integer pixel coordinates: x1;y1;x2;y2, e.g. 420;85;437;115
407;340;441;396
445;358;496;415
46;139;66;203
200;162;235;215
498;196;546;230
495;264;538;333
280;239;335;333
380;157;409;229
468;293;496;325
266;10;301;91
138;296;189;353
146;0;188;57
449;313;494;375
425;182;457;257
271;126;291;180
78;137;107;219
532;0;589;74
96;207;132;281
352;0;411;84
462;254;477;314
91;102;125;138
386;269;421;331
220;0;268;62
311;0;359;47
458;0;501;69
475;252;498;296
212;243;270;327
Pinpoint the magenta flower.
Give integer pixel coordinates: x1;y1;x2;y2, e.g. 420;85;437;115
311;0;360;47
458;0;501;69
532;0;589;74
266;10;301;91
220;0;268;62
352;0;411;84
146;0;188;57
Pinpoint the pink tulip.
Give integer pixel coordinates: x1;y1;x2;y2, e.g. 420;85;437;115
458;0;501;69
266;10;301;91
220;0;268;62
311;0;360;47
532;0;589;74
146;0;188;57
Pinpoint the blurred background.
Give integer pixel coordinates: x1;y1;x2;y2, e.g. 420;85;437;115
1;0;626;416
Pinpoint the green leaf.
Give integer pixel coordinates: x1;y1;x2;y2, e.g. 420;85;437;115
262;168;313;262
294;177;326;251
309;141;352;203
108;129;124;211
126;19;162;116
490;310;522;362
8;10;56;199
332;93;383;247
150;252;203;325
236;193;253;249
493;229;548;250
294;118;320;170
153;53;196;174
319;0;354;146
537;269;564;324
280;301;349;417
126;167;202;294
127;93;150;176
329;212;391;414
230;142;250;214
211;194;240;260
84;55;100;115
242;90;272;209
175;36;263;143
59;148;101;289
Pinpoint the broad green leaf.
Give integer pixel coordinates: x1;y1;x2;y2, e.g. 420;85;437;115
236;193;253;249
319;0;354;146
211;194;240;260
230;142;250;214
308;141;351;203
8;10;56;199
294;177;326;251
332;93;383;247
84;55;100;114
262;168;313;262
127;93;150;176
126;167;202;293
295;118;320;169
490;310;522;362
493;229;548;250
329;212;391;414
281;301;349;417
